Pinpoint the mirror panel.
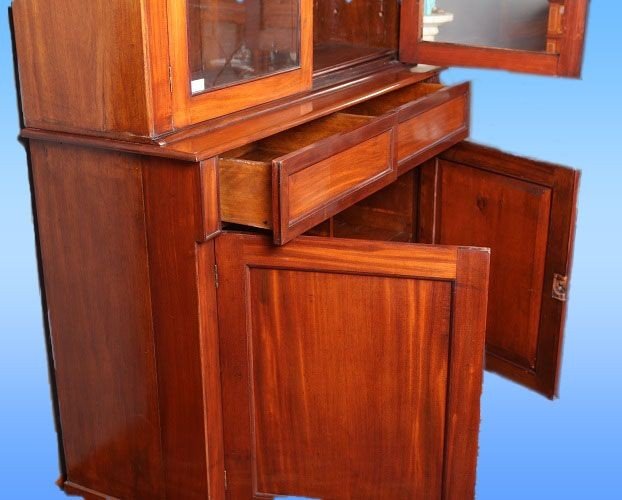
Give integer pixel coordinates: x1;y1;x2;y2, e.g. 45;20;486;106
423;0;554;52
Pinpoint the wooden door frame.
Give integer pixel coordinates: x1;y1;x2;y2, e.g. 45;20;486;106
213;233;490;499
164;0;313;129
399;0;589;77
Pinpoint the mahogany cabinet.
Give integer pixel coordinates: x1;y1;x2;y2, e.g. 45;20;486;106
11;0;588;498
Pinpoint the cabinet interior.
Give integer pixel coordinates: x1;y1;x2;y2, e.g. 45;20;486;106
313;0;399;74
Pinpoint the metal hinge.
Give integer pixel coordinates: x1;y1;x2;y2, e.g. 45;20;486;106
552;274;568;302
214;264;219;289
224;469;228;490
168;65;173;94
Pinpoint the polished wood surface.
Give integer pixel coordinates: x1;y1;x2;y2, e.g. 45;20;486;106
30;141;223;498
200;158;222;240
31;142;165;498
141;156;217;498
12;0;153;138
313;44;395;75
314;0;399;51
346;81;470;173
219;156;273;229
21;63;441;162
214;233;489;499
443;248;490;500
284;127;393;223
399;0;589;77
419;142;579;397
396;95;468;168
12;0;584;496
196;241;226;500
273;113;396;244
219;81;467;243
313;0;399;75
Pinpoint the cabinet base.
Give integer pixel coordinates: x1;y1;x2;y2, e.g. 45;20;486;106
63;481;117;500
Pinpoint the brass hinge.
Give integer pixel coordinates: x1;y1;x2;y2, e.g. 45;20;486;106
168;65;173;94
214;264;219;289
224;469;228;490
552;273;568;302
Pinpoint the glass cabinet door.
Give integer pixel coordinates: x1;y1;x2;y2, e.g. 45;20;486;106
399;0;589;77
187;0;301;94
167;0;312;127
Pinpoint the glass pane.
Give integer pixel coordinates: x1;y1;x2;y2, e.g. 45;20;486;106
423;0;550;52
187;0;301;94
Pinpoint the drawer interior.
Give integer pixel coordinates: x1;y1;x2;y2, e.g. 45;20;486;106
345;83;445;117
219;112;377;229
224;113;375;162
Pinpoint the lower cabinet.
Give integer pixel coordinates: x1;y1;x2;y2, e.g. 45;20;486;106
212;233;490;499
211;141;578;499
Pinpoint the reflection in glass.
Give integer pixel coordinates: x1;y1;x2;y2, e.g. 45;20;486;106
187;0;300;94
425;0;552;52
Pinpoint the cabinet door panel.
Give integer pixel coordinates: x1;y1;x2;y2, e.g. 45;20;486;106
418;142;579;397
214;233;489;499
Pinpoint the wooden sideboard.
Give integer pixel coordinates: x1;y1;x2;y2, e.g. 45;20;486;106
11;1;588;498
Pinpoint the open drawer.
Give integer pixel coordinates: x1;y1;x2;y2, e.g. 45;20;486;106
346;82;470;174
219;81;470;245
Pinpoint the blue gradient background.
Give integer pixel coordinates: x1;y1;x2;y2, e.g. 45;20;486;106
1;2;620;498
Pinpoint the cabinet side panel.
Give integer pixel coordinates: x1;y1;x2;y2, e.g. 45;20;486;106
12;0;152;137
30;142;165;498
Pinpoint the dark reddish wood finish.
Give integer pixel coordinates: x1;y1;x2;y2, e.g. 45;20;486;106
418;142;579;397
199;158;222;240
214;233;489;499
21;63;441;162
141;157;218;499
273;113;397;244
12;0;586;496
218;81;468;244
30;141;166;499
313;0;399;74
30;141;224;498
196;241;226;500
333;169;420;242
443;248;490;500
400;0;589;77
347;82;471;174
11;0;156;138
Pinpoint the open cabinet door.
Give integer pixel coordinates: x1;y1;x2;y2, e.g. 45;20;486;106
214;233;489;499
418;142;579;398
400;0;589;77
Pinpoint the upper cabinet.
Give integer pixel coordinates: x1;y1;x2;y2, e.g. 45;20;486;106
11;0;313;137
12;0;589;140
400;0;589;76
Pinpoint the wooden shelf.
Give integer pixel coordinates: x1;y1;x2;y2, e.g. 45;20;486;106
313;42;395;75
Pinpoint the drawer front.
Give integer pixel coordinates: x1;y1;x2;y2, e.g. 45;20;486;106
273;114;397;244
396;83;470;174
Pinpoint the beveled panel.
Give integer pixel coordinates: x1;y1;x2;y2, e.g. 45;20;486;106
397;96;467;164
286;129;393;221
248;268;451;498
432;160;551;369
215;233;489;498
418;142;579;397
